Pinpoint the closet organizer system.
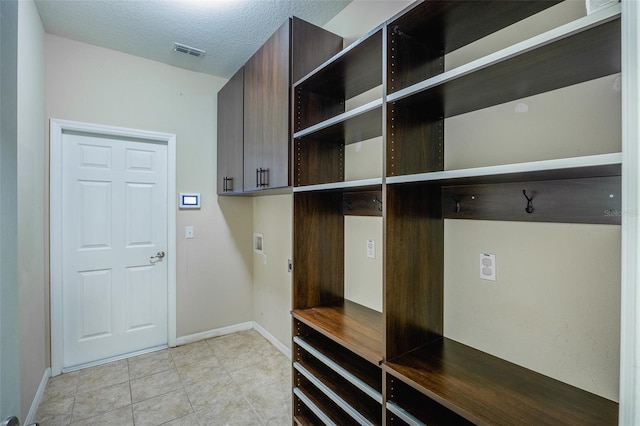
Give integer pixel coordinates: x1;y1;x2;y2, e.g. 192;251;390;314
289;1;622;425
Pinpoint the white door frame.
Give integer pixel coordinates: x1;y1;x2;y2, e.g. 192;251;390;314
50;118;176;376
620;1;640;423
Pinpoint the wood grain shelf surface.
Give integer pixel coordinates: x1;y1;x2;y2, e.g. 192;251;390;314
388;7;621;119
383;337;618;426
292;300;383;366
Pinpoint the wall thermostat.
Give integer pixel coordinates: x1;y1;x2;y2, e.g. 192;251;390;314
179;193;200;209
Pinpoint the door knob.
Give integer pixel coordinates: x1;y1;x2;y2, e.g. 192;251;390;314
150;251;166;261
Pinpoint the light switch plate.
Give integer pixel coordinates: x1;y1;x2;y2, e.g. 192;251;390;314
185;226;194;239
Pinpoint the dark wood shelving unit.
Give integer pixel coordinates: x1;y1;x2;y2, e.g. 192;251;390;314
291;1;623;424
384;337;618;426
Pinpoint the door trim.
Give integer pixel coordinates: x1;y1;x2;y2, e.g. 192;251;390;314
49;118;177;376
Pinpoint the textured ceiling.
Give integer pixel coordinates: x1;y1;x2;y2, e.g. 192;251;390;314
35;0;351;79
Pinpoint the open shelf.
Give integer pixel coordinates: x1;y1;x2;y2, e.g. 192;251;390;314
388;0;567;93
295;26;383;100
383;337;618;426
387;153;622;185
294;179;383;193
294;99;382;144
292;301;383;366
294;335;382;403
388;6;621;118
293;386;358;426
386;377;473;426
294;361;381;425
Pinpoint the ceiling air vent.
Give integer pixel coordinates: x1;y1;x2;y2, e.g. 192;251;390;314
173;42;206;58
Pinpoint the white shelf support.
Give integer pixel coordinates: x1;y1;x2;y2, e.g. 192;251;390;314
620;0;640;424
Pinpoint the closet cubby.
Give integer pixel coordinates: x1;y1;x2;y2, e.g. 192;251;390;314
385;373;473;426
386;1;562;94
387;5;621;179
293;26;384;190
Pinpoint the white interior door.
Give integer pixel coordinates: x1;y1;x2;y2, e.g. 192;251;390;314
61;131;168;369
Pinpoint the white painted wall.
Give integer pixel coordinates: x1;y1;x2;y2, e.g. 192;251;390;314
0;0;21;421
45;35;254;338
17;0;47;421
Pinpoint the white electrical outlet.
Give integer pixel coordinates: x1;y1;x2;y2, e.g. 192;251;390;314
479;253;496;281
367;239;375;259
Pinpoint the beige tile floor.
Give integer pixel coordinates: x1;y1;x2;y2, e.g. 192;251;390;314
35;330;292;426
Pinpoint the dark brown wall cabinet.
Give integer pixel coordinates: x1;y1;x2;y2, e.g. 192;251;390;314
292;1;622;425
217;17;343;195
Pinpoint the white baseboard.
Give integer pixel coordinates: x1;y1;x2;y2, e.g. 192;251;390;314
25;367;51;425
253;322;292;360
174;321;291;360
175;321;254;346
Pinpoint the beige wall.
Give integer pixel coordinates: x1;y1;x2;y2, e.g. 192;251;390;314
45;35;254;338
17;0;47;420
444;220;621;401
252;195;292;347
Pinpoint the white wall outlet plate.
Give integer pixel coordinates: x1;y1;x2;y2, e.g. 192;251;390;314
480;253;496;281
367;239;375;259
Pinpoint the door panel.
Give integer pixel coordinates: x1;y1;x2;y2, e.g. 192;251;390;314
62;132;168;368
79;270;112;339
217;68;244;194
261;20;290;190
243;38;266;191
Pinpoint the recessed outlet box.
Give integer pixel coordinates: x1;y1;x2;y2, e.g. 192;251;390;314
480;253;496;281
253;233;264;254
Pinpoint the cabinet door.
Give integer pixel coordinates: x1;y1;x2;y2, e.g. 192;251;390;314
244;20;290;191
217;68;244;194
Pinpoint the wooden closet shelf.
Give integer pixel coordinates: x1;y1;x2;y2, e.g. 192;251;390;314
383;337;618;426
292;300;383;366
